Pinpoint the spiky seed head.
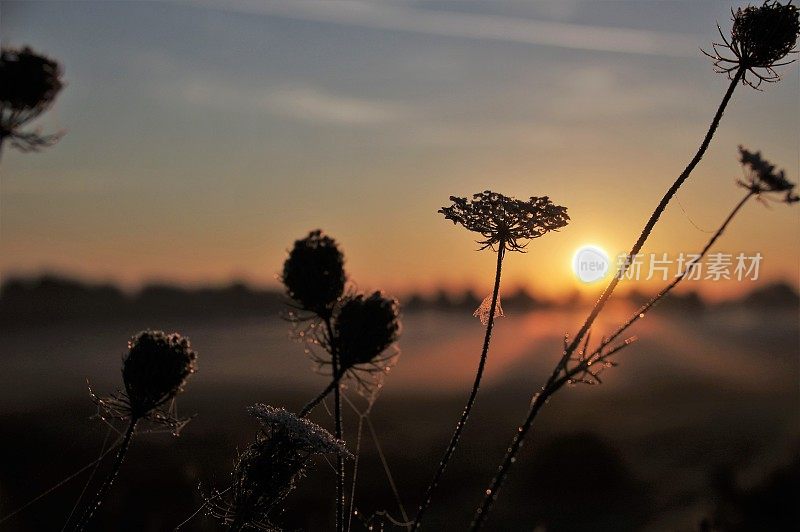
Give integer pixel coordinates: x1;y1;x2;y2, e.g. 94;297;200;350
0;46;63;111
282;230;346;317
122;330;197;418
334;292;400;370
732;1;800;68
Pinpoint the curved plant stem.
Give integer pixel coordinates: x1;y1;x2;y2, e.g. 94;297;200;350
471;190;754;529
74;418;138;532
412;241;506;530
563;67;743;365
591;191;755;355
300;376;340;418
324;317;345;532
470;67;745;530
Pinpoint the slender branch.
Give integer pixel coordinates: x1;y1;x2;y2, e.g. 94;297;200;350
472;190;755;530
300;376;340;418
74;418;138;532
564;67;744;368
324;317;345;532
412;241;506;530
470;67;746;530
586;191;756;359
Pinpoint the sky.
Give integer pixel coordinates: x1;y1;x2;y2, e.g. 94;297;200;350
0;0;798;300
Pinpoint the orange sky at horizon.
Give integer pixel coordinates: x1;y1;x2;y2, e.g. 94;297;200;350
1;1;798;303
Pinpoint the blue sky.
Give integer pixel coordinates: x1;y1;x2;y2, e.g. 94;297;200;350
1;1;798;298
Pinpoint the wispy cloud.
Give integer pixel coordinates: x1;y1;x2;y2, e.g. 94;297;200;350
190;0;699;58
155;72;408;126
267;86;406;125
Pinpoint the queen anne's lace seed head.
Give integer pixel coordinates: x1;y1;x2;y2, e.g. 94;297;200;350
122;330;197;418
737;145;799;203
0;46;62;112
282;230;346;318
334;292;401;371
732;1;799;68
439;191;569;252
0;46;64;151
208;405;349;530
704;1;800;88
247;404;351;457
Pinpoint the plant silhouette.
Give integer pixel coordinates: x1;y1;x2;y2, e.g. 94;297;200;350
282;230;401;532
0;45;64;157
73;331;196;531
411;192;568;529
470;3;800;527
206;404;350;531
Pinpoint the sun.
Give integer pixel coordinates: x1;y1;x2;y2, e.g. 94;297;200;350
572;244;610;283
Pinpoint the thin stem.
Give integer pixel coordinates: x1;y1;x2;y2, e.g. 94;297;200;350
470;67;745;530
471;189;755;530
325;317;345;532
345;410;364;532
412;241;506;530
74;418;138;532
300;376;340;418
589;191;756;357
563;67;743;366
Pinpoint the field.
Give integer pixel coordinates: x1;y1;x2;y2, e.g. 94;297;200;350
1;302;797;531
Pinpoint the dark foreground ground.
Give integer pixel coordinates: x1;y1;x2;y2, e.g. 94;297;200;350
0;306;798;531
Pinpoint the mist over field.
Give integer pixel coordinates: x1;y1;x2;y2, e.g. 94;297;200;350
1;281;797;530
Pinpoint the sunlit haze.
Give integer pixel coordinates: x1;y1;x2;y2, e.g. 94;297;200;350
1;0;798;302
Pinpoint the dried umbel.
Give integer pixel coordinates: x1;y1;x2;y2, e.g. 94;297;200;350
0;46;64;151
440;191;569;252
282;230;346;318
122;330;197;418
737;145;799;202
208;405;349;530
333;292;401;372
705;1;800;87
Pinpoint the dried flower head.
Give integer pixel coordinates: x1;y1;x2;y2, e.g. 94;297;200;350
704;1;800;88
207;405;349;530
439;191;569;252
248;404;351;457
333;292;401;372
0;46;64;151
282;230;346;318
737;145;799;203
122;330;197;417
90;330;197;433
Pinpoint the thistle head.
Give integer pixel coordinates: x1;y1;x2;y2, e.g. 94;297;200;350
210;405;348;529
705;1;800;88
0;46;63;113
333;292;401;371
439;191;569;252
737;146;799;203
282;230;346;318
122;331;197;418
